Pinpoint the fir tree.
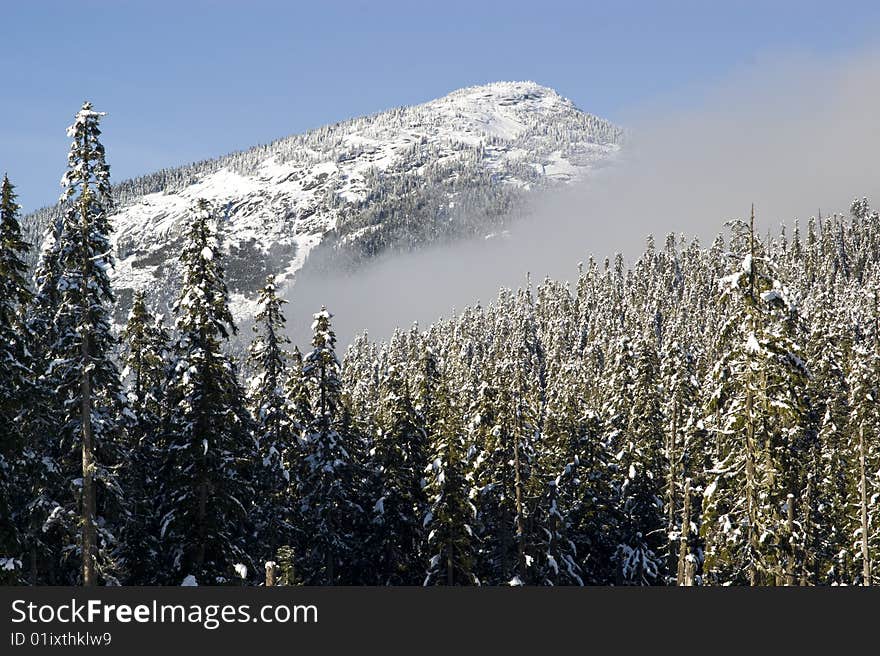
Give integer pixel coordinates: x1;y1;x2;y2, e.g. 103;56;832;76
298;307;363;584
703;209;810;586
117;291;170;584
614;335;667;585
159;199;256;585
548;402;616;585
532;361;589;586
422;348;478;585
0;174;31;319
247;275;296;572
661;338;705;584
0;174;31;583
471;376;538;585
19;216;66;584
44;102;126;585
847;293;880;585
366;361;428;584
802;280;852;584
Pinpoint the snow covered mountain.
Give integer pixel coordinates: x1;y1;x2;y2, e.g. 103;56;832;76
25;81;623;323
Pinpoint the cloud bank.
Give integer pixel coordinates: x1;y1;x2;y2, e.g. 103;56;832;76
283;49;880;349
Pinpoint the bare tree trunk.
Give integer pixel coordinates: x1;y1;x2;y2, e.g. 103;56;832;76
77;128;97;589
785;494;796;586
744;384;758;586
512;424;527;583
265;561;278;587
745;205;759;587
684;558;695;587
860;424;872;586
801;476;813;586
676;478;692;586
196;330;209;574
667;405;679;574
511;388;528;583
81;337;96;587
446;438;455;586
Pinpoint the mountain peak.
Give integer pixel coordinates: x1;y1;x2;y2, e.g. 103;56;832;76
408;81;578;142
26;82;623;326
444;80;566;102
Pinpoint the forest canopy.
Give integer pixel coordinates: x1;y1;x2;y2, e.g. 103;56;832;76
1;103;878;587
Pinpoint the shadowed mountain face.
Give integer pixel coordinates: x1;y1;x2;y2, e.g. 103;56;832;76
24;81;623;324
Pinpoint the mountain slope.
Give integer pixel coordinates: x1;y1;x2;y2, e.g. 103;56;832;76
25;81;623;322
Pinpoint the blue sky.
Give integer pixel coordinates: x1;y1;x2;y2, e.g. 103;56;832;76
2;0;879;212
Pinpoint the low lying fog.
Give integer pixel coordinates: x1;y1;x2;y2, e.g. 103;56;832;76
283;49;880;349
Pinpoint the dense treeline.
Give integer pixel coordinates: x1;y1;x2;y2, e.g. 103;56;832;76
1;102;878;586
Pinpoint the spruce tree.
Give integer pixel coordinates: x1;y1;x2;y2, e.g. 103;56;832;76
542;372;616;584
159;199;256;585
286;345;314;436
117;291;170;584
0;174;31;321
661;337;705;584
533;363;590;586
247;275;295;572
703;210;810;586
847;295;880;586
422;347;478;585
367;361;428;584
19;217;66;584
803;281;852;584
298;307;363;584
45;102;126;585
273;343;313;574
471;371;539;585
0;174;31;582
614;335;667;585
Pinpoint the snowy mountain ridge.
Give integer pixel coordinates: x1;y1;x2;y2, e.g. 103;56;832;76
26;81;624;322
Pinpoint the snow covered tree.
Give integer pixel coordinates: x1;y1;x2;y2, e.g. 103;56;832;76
272;343;313;572
422;347;478;585
661;337;705;583
470;291;543;585
602;336;636;453
116;291;170;584
120;291;170;421
0;174;32;583
159;199;256;585
285;345;314;436
530;286;595;586
702;210;810;586
247;275;296;571
43;102;127;585
548;400;616;584
847;295;880;586
366;361;428;584
0;173;31;327
532;362;590;586
16;215;68;584
298;307;363;584
802;279;853;584
614;335;667;585
471;375;535;584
